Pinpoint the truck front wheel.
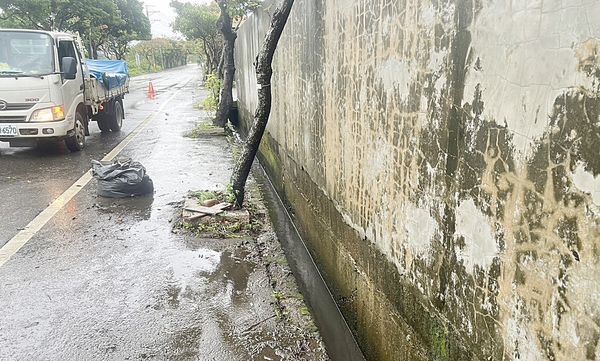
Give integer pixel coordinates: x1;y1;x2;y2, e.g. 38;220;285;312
65;112;86;152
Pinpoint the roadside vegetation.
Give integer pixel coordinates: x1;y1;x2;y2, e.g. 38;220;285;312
184;120;224;138
171;1;223;75
199;73;223;112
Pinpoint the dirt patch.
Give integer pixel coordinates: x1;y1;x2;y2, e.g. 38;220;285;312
181;188;264;239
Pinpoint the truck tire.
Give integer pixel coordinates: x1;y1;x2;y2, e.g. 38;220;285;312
109;100;123;132
65;112;86;152
97;114;111;132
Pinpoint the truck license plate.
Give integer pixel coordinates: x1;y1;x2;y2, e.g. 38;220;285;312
0;125;18;137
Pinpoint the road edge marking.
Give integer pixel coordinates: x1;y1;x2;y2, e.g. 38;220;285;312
0;88;184;268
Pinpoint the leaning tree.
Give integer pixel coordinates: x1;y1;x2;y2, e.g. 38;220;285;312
230;0;295;207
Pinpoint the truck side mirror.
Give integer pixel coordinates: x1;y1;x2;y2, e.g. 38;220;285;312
61;57;78;80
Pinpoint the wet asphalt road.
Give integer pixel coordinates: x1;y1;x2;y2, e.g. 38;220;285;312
0;67;193;246
0;65;326;360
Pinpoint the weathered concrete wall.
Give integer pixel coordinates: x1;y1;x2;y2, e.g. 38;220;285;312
235;1;600;360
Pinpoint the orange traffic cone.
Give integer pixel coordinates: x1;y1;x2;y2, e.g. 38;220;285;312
148;81;156;100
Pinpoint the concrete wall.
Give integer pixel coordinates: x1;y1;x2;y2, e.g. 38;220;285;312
235;1;600;360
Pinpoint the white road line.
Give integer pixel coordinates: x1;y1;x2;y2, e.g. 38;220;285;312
0;87;184;268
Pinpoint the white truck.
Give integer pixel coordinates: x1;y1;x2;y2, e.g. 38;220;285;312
0;29;128;152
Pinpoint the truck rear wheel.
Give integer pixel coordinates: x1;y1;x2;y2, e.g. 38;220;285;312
109;100;123;132
97;115;111;132
65;112;86;152
96;100;123;132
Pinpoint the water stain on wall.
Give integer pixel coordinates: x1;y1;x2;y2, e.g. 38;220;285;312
235;0;600;359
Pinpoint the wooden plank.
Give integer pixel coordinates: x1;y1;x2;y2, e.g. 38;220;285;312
183;201;231;215
184;204;224;215
188;212;208;221
214;202;232;211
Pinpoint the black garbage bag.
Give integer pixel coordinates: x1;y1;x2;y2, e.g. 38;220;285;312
91;159;154;198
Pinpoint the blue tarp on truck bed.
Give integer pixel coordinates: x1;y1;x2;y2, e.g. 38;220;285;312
86;60;129;90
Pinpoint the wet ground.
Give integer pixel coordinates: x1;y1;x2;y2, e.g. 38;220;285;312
0;65;327;360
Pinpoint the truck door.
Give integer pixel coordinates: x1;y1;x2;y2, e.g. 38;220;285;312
57;39;82;118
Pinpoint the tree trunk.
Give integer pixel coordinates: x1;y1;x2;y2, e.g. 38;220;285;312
214;0;236;128
217;44;225;80
92;42;99;60
214;37;235;127
115;44;127;60
213;41;222;72
201;38;213;74
230;0;295;207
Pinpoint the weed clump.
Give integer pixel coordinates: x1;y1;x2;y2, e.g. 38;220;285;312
199;73;222;113
184;120;224;138
182;187;263;239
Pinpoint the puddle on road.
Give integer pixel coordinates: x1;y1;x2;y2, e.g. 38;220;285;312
153;247;258;311
208;249;257;306
170;248;222;283
117;210;323;359
156;248;222;310
93;195;154;221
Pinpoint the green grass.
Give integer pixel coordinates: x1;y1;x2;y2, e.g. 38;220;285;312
190;187;235;205
184;121;221;138
432;325;450;360
192;221;245;239
274;255;288;266
127;63;163;77
299;306;311;316
273;291;286;302
191;190;220;203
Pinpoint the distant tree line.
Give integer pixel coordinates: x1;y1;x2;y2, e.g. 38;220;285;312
171;1;222;75
127;38;195;75
0;0;151;60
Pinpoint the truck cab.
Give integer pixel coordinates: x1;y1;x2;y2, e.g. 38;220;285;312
0;29;127;152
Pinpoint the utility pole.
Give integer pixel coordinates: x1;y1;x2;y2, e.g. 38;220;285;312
144;3;161;68
89;28;93;59
145;4;160;31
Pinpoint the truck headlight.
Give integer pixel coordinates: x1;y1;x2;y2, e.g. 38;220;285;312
30;106;65;122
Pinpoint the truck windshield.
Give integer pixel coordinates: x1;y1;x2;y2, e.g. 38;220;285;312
0;32;54;77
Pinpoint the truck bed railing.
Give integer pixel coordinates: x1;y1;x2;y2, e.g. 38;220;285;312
84;78;129;113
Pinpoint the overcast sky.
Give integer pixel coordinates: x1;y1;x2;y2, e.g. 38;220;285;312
142;0;211;39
